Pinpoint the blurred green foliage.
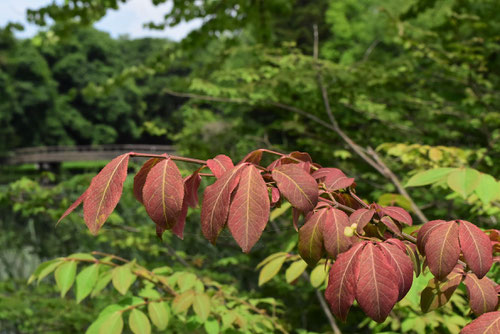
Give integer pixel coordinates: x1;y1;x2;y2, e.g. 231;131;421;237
1;0;499;333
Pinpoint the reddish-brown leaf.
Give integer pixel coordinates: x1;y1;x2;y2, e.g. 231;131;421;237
184;169;202;209
382;206;412;226
172;199;188;240
325;242;366;321
402;241;421;276
323;208;352;259
461;311;500;334
228;165;270;253
201;165;245;244
271;188;280;205
463;273;498;316
289;151;312;162
239;149;263;165
292;208;301;232
58;190;87;224
83;153;130;234
298;208;327;266
378;241;414;300
420;267;464;312
133;158;161;204
350;208;375;234
207;154;234;178
272;164;318;213
355;243;399;323
416;220;448;254
380;216;403;237
458;220;493;279
313;168;354;191
424;221;460;280
143;158;184;231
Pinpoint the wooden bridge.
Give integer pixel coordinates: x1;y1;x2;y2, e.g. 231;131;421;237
3;145;175;165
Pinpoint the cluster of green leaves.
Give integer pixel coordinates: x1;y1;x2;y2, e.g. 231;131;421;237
29;252;287;334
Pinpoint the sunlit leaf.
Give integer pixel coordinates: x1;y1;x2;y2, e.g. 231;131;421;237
474;173;498;204
112;264;137;295
310;265;328;288
148;301;169;330
285;260;308;283
405;168;455;187
172;290;195;313
75;264;99;303
416;219;447;254
258;254;287;286
99;311;123;334
55;260;77;297
129;309;151;334
193;293;211;322
447;168;481;198
91;270;113;297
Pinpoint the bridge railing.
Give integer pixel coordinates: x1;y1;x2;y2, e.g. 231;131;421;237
3;145;175;165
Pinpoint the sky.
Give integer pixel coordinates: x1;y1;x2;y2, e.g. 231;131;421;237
0;0;202;40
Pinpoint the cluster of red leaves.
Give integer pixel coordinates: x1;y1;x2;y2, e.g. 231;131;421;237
58;150;499;330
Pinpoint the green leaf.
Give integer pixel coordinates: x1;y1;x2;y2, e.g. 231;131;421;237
193;293;211;322
99;311;123;334
177;272;197;292
405;168;455;187
76;264;99;303
285;260;307;283
256;252;288;269
55;260;77;297
310;265;328;288
447;168;481;198
129;309;151;334
204;318;220;334
29;259;62;284
258;254;287;286
112;264;137;295
148;301;169;330
68;253;96;261
475;173;498;204
172;290;195;314
91;270;113;297
270;202;292;221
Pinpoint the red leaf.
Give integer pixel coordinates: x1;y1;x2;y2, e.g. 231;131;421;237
172;199;188;240
201;165;245;244
424;221;460;280
143;158;184;231
271;188;280;205
298;208;327;266
184;169;202;209
420;267;464;312
416;220;448;254
313;168;354;191
323;208;352;259
382;206;412;226
289;151;312;162
207;154;234;178
378;241;414;301
83;153;130;234
228;165;270;253
325;242;365;321
133;158;161;204
461;311;500;334
355;243;399;323
350;208;375;234
58;190;87;224
239;149;263;165
458;220;493;279
272;164;318;212
463;273;498;316
380;216;403;237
